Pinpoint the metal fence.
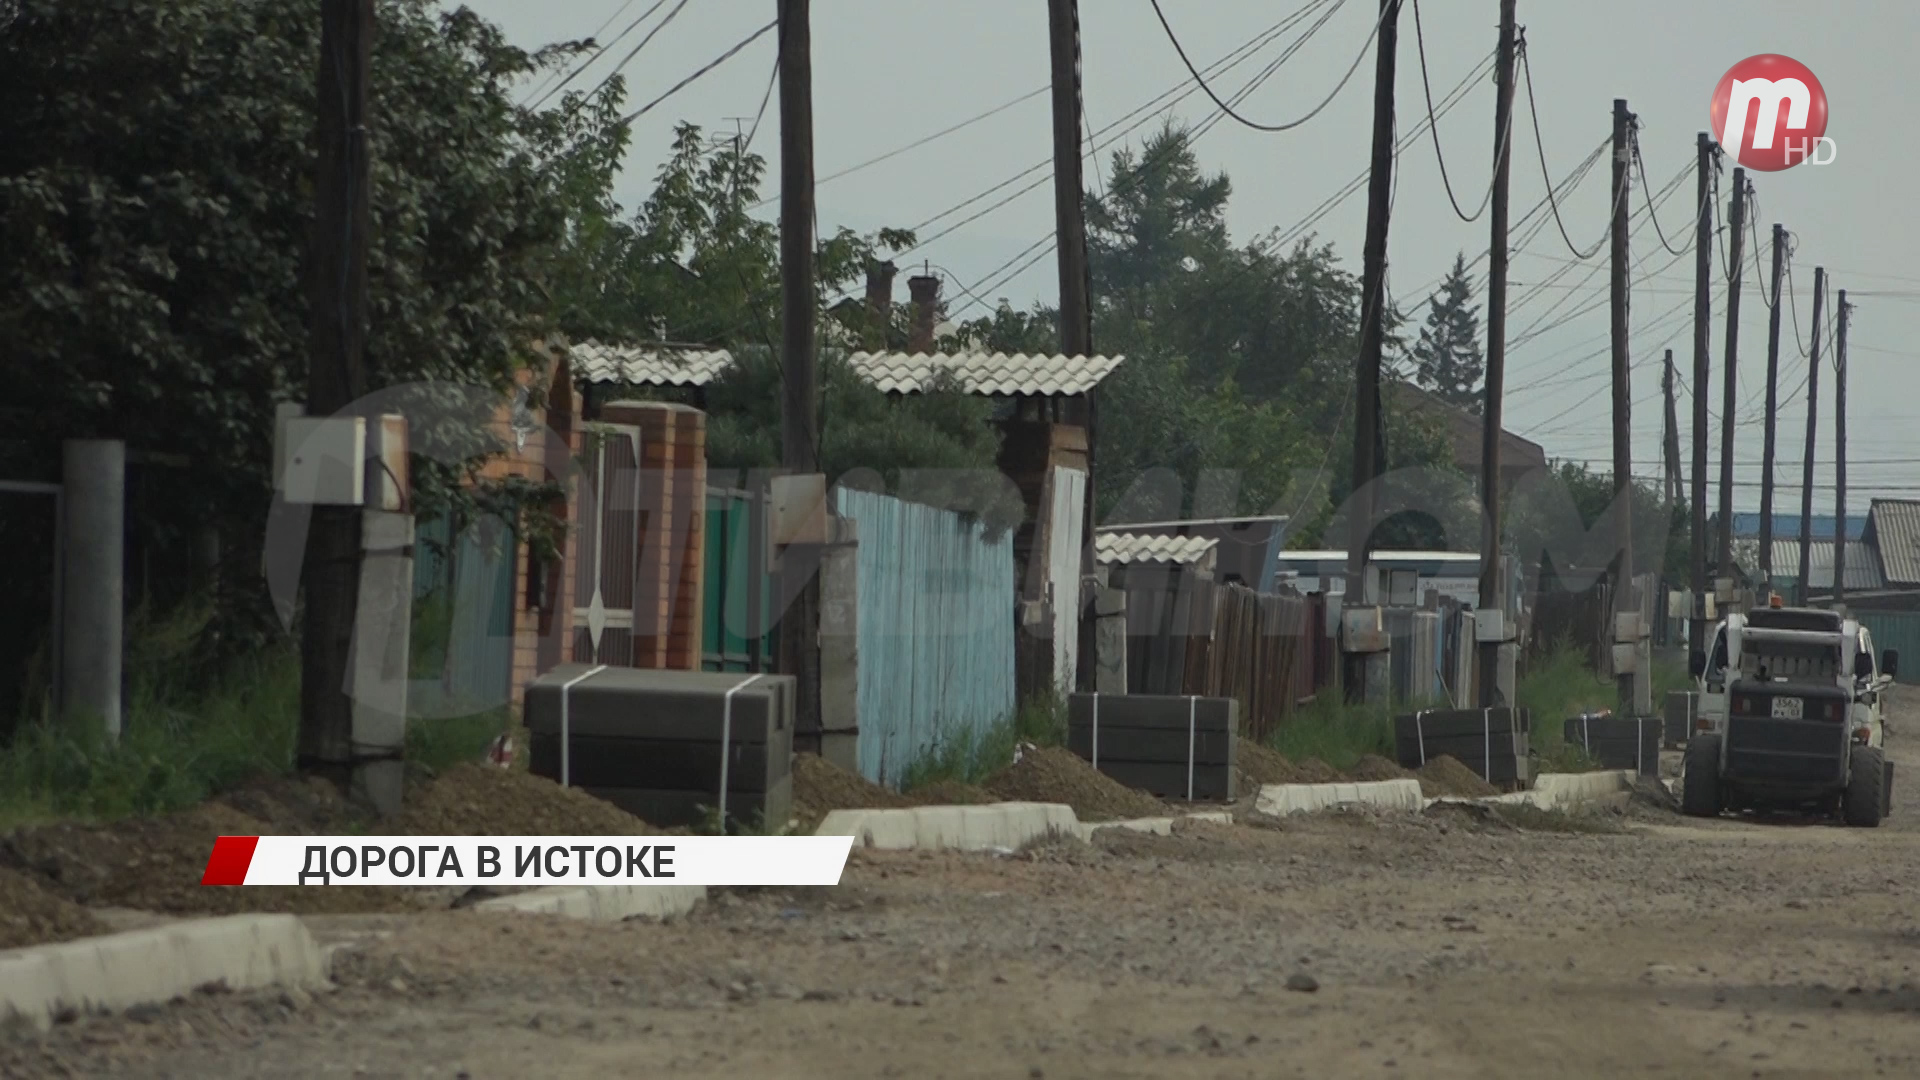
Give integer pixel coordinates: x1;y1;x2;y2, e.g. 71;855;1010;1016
1859;611;1920;685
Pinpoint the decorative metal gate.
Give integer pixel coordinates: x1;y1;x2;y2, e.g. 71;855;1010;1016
570;426;641;665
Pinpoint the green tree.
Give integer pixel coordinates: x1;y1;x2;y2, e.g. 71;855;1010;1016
0;0;605;647
1410;252;1484;413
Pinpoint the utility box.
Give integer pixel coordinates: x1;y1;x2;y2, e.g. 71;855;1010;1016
1342;605;1389;654
276;415;366;506
770;473;828;548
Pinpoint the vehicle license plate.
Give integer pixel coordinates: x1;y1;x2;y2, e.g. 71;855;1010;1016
1770;696;1804;720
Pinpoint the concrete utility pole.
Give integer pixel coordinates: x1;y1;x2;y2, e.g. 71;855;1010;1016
1689;133;1714;659
1475;0;1519;709
1344;0;1402;704
1609;99;1635;716
1048;0;1100;694
1833;290;1851;608
300;0;375;787
775;0;823;737
60;440;125;740
1756;222;1787;587
1662;351;1682;506
1716;168;1748;601
1796;267;1825;592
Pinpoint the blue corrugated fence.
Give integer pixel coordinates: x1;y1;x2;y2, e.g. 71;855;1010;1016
833;488;1017;787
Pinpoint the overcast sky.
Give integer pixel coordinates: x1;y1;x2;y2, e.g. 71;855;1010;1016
452;0;1920;514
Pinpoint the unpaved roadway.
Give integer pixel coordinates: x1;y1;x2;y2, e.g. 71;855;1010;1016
9;699;1920;1080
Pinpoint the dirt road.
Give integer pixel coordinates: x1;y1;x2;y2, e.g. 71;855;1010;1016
9;700;1920;1080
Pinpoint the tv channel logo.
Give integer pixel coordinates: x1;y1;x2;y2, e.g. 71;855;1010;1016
1710;54;1833;171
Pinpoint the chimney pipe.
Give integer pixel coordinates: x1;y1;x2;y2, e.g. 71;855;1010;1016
907;273;940;354
864;260;896;351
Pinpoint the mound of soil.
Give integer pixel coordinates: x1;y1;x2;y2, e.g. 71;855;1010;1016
1237;743;1313;786
0;866;107;950
1347;754;1416;783
791;754;914;832
1416;755;1499;799
1293;758;1343;784
394;762;658;837
1;802;440;918
910;780;999;806
982;746;1169;822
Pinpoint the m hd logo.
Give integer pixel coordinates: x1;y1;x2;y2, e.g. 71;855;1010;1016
1710;54;1833;171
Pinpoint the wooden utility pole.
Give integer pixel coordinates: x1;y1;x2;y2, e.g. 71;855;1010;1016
1716;168;1747;594
1756;222;1787;587
299;0;375;786
1662;350;1682;506
1689;133;1713;657
1475;0;1519;708
1609;99;1634;714
1833;290;1851;608
1345;0;1402;703
775;0;822;737
1048;0;1100;693
1795;267;1825;591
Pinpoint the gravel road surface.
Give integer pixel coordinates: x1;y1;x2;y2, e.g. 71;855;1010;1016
8;697;1920;1080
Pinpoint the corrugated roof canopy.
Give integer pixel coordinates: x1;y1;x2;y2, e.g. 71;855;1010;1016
1096;532;1218;566
1870;499;1920;585
568;343;1125;397
847;351;1124;396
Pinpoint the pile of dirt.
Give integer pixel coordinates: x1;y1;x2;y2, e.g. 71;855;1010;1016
910;780;999;806
0;802;439;917
1347;754;1417;783
1237;743;1314;786
1416;755;1499;799
394;762;658;836
791;753;914;831
982;746;1169;822
214;774;367;834
1293;758;1343;784
0;866;107;950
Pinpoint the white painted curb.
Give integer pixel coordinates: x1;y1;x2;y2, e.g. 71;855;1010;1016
815;802;1079;851
1425;770;1636;812
1254;778;1426;817
471;884;707;921
0;914;329;1032
1072;811;1235;842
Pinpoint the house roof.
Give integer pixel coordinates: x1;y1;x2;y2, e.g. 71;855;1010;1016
1868;499;1920;585
848;351;1125;396
1096;516;1288;591
569;342;735;387
567;342;1125;397
1747;539;1887;592
1095;532;1218;566
1728;511;1867;541
1388;382;1547;475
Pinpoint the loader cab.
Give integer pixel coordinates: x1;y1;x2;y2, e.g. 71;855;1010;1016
1691;620;1735;734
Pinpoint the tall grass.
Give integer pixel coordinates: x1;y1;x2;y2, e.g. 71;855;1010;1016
0;603;510;829
898;695;1067;791
1262;693;1401;771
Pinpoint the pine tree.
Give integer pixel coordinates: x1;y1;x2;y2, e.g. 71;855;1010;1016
1412;252;1485;413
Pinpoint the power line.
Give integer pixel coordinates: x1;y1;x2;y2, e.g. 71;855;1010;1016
1518;44;1618;260
620;18;778;126
1147;0;1385;132
1411;0;1510;223
522;0;661;109
537;0;686;113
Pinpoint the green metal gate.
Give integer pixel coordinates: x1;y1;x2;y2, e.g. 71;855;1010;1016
703;487;776;673
1859;611;1920;685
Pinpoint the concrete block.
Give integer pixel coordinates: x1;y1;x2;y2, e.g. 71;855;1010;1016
470;884;706;922
1528;770;1634;809
1253;779;1424;817
814;802;1076;852
0;915;329;1032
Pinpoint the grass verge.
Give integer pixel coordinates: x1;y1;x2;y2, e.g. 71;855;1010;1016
1261;693;1401;773
0;604;511;829
898;695;1067;793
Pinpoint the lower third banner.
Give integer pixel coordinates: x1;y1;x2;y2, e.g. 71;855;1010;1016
201;835;854;887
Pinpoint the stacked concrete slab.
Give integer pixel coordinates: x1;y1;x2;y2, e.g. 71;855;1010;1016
525;665;795;830
1066;693;1237;801
1563;713;1661;777
1663;690;1700;748
1393;707;1531;786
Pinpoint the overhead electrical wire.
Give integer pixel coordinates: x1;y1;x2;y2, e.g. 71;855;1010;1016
1518;44;1619;260
620;18;778;125
537;0;688;113
1631;130;1702;258
1147;0;1386;132
521;0;661;109
1411;0;1512;223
